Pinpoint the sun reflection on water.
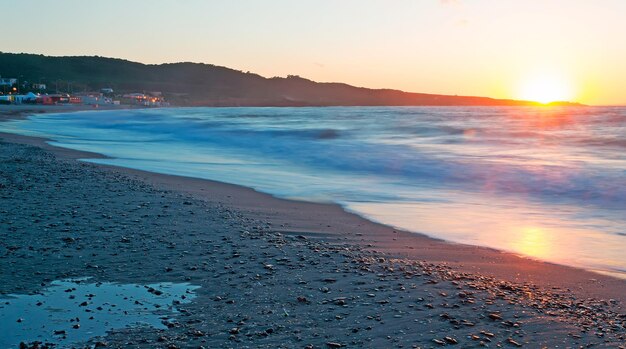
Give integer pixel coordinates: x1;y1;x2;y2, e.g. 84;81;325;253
515;227;552;260
346;193;625;278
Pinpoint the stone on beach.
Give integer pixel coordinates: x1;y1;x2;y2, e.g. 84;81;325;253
0;137;624;348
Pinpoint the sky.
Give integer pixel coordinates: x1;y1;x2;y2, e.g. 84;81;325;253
1;0;625;105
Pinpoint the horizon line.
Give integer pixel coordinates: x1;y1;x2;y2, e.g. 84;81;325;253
1;51;616;106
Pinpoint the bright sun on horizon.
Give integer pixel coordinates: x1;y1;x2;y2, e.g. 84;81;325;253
517;75;575;104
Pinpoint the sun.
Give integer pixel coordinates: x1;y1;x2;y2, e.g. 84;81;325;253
517;75;574;104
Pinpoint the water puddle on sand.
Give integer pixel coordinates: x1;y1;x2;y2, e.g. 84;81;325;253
0;278;200;348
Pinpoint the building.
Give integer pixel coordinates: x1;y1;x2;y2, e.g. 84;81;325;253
0;92;39;104
37;94;70;105
0;78;17;86
122;93;168;107
0;95;12;104
13;92;39;104
75;92;113;105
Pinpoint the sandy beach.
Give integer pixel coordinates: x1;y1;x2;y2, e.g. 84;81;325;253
1;106;625;348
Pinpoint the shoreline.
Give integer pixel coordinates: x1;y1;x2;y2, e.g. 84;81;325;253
1;106;624;299
1;106;625;347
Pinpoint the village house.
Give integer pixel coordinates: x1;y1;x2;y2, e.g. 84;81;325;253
75;92;115;106
0;77;17;87
122;92;168;107
0;92;39;104
38;94;70;105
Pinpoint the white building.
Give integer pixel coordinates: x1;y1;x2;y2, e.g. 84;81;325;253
0;78;17;86
0;92;38;104
12;92;39;104
79;93;113;105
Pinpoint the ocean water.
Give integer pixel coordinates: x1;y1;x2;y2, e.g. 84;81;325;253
2;106;625;277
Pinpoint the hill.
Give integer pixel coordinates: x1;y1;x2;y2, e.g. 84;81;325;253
0;52;581;107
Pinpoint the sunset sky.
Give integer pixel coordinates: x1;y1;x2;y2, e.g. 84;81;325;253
2;0;625;105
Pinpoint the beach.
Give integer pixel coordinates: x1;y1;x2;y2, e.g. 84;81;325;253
1;106;625;348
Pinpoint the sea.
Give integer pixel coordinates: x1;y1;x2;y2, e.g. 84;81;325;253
2;106;625;277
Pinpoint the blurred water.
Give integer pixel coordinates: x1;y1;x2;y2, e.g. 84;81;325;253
2;106;625;277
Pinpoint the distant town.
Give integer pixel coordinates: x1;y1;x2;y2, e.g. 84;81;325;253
0;76;169;107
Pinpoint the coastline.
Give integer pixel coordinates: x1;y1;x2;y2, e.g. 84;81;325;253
1;106;625;347
2;106;624;299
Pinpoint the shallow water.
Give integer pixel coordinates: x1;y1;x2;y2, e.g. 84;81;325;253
0;278;199;348
1;106;624;277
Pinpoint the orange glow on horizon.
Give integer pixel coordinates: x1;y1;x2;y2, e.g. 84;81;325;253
516;74;575;104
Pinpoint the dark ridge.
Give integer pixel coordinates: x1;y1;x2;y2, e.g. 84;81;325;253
0;52;584;107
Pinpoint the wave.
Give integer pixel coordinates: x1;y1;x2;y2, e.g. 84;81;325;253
11;107;626;211
2;106;625;276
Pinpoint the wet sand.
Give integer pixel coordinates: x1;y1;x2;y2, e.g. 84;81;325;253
1;106;625;348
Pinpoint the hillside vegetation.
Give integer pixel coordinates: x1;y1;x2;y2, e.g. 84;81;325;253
0;52;580;107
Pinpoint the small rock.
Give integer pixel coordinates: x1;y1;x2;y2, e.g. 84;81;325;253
488;313;502;321
444;336;458;344
507;338;523;347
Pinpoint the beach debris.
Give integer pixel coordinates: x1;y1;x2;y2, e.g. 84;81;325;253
147;287;163;296
488;313;503;321
2;141;625;349
189;330;205;337
297;296;309;303
444;336;458;344
333;297;347;306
